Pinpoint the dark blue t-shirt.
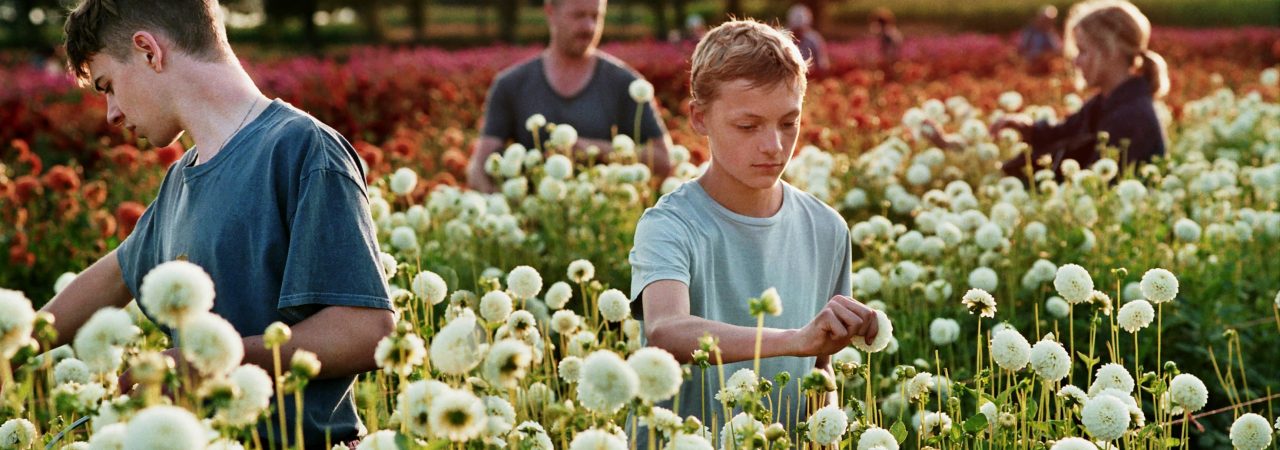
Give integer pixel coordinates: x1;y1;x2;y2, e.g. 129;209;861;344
117;99;391;444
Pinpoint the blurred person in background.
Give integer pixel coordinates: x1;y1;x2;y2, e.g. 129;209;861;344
869;7;902;77
787;3;830;74
926;0;1168;184
1019;5;1064;74
468;0;673;193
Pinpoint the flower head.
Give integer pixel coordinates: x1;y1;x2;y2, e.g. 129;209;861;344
430;315;482;375
569;428;627;450
627;347;682;403
577;350;638;413
1029;335;1071;381
123;405;206;449
412;271;448;305
0;418;36;449
545;281;574;310
429;388;487;441
850;309;894;353
526;114;547;133
1050;437;1098;450
929;318;960;346
390;167;418;195
375;332;426;376
1117;299;1155;333
179;313;244;376
1054;264;1094;304
1081;394;1130;441
1230;413;1272;450
1090;363;1135;395
506;266;543;300
479;290;513;322
139;260;215;328
0;289;35;358
807;404;848;445
857;426;898;450
1169;373;1208;412
568;259;595;283
962;288;997;318
990;328;1031;371
1139;268;1179;303
598;289;630;323
483;339;533;389
217;364;274;427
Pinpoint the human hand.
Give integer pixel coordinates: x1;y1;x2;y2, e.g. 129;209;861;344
989;114;1033;137
921;118;961;150
792;296;880;357
466;165;497;194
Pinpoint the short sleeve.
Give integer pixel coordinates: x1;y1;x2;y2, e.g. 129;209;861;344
278;168;391;321
834;230;853;299
115;204;157;299
628;210;693;319
480;74;516;141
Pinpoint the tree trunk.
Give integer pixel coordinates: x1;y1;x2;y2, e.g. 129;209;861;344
647;0;669;39
497;0;519;44
408;0;428;42
724;0;743;20
357;0;384;43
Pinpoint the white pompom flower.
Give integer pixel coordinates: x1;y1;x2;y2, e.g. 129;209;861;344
567;259;596;283
629;79;655;103
961;288;997;318
545;281;573;310
179;313;244;377
122;405;207;449
217;364;275;427
506;265;543;300
0;418;36;449
1050;437;1098;450
0;288;36;359
1081;394;1130;441
412;271;448;305
990;328;1031;371
597;289;631;323
569;428;627;450
1090;363;1135;395
1117;299;1154;333
849;309;894;353
806;404;848;445
929;318;960;346
429;315;482;375
139;260;215;328
577;350;638;414
480;290;514;322
389;167;418;196
1139;268;1179;303
1029;335;1071;382
1169;373;1208;412
73;307;140;375
1054;264;1094;304
1230;413;1272;450
857;426;899;450
429;388;487;441
627;347;682;403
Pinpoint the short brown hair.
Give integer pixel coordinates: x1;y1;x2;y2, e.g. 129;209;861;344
64;0;229;84
689;20;807;105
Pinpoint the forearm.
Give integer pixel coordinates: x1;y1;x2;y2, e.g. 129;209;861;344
646;314;801;365
239;306;394;380
39;250;134;348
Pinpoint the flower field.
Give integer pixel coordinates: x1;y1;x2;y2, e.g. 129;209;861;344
2;27;1280;449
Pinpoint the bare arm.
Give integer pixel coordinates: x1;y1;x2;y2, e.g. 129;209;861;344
467;136;505;193
641;280;878;365
39;249;134;348
240;305;394;379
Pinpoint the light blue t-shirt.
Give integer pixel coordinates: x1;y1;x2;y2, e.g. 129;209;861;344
629;180;852;429
117;99;392;445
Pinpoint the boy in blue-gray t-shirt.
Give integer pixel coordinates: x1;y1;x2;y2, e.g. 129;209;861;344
42;1;395;447
629;20;880;429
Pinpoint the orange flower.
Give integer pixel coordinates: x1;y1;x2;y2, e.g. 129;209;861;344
91;209;117;239
42;165;81;193
155;142;184;168
82;180;109;209
354;141;383;169
111;144;140;169
115;201;146;240
14;176;42;204
0;178;13;201
442;147;469;177
58;197;82;220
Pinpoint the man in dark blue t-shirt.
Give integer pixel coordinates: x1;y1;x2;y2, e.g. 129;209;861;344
42;1;394;447
467;0;673;192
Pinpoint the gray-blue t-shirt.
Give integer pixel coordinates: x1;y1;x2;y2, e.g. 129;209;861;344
481;53;667;148
117;99;391;444
629;180;853;429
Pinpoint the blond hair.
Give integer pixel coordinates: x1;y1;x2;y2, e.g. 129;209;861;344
1065;0;1168;98
689;20;807;105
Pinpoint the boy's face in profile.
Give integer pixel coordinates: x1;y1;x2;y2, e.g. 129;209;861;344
87;36;184;148
693;78;803;191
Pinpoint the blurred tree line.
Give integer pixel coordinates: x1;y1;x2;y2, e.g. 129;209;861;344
0;0;843;50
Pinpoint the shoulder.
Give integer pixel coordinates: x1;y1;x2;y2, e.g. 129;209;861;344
596;52;643;81
636;182;704;234
493;56;543;86
261;102;365;181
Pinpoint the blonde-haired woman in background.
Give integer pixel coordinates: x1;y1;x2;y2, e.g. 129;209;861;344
929;0;1169;183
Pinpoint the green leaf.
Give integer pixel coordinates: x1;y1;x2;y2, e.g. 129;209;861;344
890;420;908;444
963;413;989;433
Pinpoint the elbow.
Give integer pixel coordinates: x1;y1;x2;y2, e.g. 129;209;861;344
644;321;692;365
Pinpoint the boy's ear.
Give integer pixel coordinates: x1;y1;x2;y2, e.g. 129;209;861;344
689;99;709;136
131;31;165;72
